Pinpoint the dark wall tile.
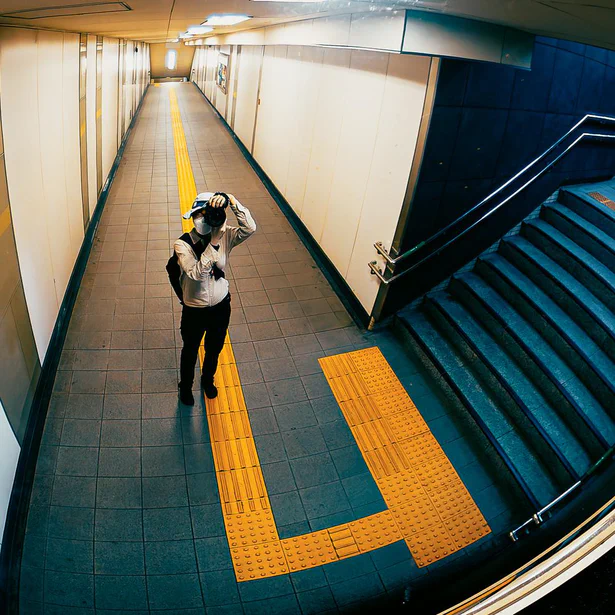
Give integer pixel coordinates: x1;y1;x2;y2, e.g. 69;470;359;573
420;107;462;182
434;59;469;106
535;36;558;47
448;108;508;180
576;59;606;115
599;66;615;114
538;113;577;151
510;43;556;112
548;50;584;114
496;110;545;177
405;182;444;246
557;39;585;55
463;62;515;109
440;179;494;226
585;45;607;64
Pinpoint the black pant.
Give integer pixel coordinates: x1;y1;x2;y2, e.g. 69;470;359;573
179;294;231;390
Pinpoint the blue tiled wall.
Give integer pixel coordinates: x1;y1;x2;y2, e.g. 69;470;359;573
404;37;615;246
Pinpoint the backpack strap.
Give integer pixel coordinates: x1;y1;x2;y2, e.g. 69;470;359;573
179;231;211;259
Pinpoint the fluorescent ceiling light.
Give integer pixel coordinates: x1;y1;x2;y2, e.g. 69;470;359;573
202;14;252;26
165;50;177;70
187;25;213;35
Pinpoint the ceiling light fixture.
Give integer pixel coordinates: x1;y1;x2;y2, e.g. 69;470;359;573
202;14;252;26
187;25;213;35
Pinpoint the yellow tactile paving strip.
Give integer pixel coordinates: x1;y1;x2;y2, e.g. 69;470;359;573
587;190;615;211
169;87;489;581
320;348;490;566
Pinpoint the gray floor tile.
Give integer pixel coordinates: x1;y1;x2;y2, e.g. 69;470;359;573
101;419;141;447
142;417;183;446
259;358;298;382
95;541;145;575
48;506;94;541
52;476;96;508
266;378;307;406
290;453;339;489
96;477;142;509
65;394;104;419
98;447;141;477
143;506;194;541
142;445;185;476
104;370;142;394
147;573;203;610
95;575;147;610
191;503;226;540
45;538;93;574
200;569;240;607
195;536;233;572
102;393;141;419
145;539;198;574
56;447;99;477
143;475;189;508
44;570;94;608
94;508;143;542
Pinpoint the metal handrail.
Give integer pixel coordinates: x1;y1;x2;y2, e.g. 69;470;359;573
376;113;615;266
370;127;615;285
509;444;615;542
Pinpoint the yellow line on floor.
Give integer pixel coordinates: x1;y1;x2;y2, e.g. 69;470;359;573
168;86;489;581
320;348;490;567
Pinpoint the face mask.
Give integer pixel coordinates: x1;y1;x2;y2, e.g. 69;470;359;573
193;217;211;235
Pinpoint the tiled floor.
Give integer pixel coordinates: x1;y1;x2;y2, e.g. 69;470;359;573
19;83;518;614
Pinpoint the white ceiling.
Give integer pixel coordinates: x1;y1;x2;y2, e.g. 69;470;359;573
0;0;614;51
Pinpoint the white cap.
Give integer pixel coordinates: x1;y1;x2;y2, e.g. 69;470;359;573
182;192;215;219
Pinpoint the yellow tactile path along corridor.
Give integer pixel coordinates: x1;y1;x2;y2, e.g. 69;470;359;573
168;87;490;581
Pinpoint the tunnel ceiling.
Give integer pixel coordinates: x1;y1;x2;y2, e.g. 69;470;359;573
0;0;612;51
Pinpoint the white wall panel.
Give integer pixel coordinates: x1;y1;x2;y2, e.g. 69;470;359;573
62;33;84;257
320;50;389;275
301;48;350;242
87;36;97;214
283;46;323;218
0;400;20;553
0;28;57;358
233;45;261;152
102;38;119;183
347;55;430;310
37;30;75;307
188;43;430;315
253;46;293;196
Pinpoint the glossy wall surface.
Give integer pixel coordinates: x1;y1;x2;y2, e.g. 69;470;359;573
0;27;149;560
403;36;615;248
191;45;432;315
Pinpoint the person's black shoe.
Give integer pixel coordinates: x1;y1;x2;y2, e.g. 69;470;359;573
179;385;194;406
201;379;218;399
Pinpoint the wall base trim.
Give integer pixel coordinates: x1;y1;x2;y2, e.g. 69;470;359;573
191;82;370;329
0;85;150;614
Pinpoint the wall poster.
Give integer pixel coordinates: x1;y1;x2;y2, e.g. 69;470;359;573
216;52;228;95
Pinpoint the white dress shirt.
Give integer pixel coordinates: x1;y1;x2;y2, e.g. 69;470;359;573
174;200;256;307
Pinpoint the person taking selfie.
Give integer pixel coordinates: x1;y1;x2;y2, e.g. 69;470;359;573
168;191;256;405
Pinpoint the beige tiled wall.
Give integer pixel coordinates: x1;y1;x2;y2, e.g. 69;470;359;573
0;113;40;443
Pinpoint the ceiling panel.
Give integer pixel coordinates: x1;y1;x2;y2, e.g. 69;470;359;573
0;0;613;51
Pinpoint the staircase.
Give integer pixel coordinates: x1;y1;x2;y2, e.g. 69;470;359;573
396;180;615;512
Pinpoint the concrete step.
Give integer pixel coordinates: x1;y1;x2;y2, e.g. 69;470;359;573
427;291;593;480
475;253;615;411
450;272;615;449
560;186;615;240
398;307;563;509
521;218;615;313
500;235;615;363
541;202;615;272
